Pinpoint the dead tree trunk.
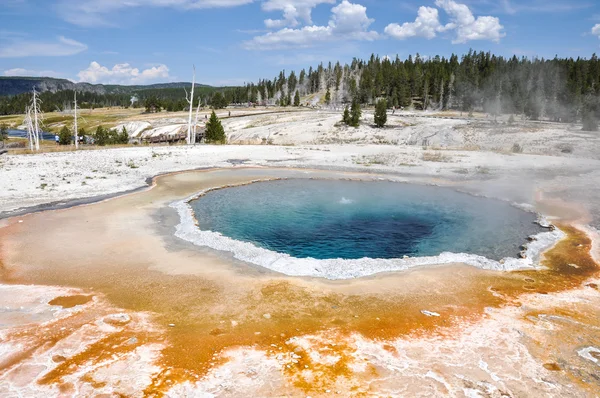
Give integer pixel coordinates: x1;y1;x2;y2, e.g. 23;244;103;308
73;91;79;149
185;66;196;145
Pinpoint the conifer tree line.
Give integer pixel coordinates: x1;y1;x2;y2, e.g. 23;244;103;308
0;87;241;115
245;51;600;124
3;51;600;126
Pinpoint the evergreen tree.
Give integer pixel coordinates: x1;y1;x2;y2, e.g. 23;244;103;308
524;98;541;120
211;92;229;109
583;95;599;131
94;126;108;146
325;88;331;105
342;106;350;125
205;111;227;144
374;99;387;128
583;110;598;131
108;128;120;144
294;90;300;106
119;126;129;144
58;126;72;145
350;97;361;127
0;123;7;141
144;96;161;113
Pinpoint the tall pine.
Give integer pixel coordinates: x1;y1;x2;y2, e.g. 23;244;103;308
294;90;300;106
342;105;350;124
350;97;361;127
205;111;227;144
374;99;387;128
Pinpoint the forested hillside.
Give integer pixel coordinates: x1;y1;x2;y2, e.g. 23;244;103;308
245;51;600;123
0;85;241;115
3;51;600;124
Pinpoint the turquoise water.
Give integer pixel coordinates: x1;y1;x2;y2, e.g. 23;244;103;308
190;179;543;261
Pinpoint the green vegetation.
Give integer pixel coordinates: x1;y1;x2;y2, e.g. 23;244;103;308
58;126;72;145
94;126;108;146
0;123;7;141
342;106;350;125
294;90;300;106
512;143;524;153
210;92;229;109
374;99;387;128
93;125;129;146
342;98;361;127
582;110;598;131
5;51;600;127
205;111;227;144
253;52;600;123
349;97;361;127
118;126;129;144
0;85;239;116
144;96;162;113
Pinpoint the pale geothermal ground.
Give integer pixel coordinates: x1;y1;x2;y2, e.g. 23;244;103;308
0;108;600;397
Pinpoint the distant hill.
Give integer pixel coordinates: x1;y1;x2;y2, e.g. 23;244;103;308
0;77;211;96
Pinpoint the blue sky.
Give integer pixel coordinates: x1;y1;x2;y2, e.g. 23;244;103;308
1;0;600;86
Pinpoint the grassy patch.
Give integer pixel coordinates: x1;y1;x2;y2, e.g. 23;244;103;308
422;151;452;162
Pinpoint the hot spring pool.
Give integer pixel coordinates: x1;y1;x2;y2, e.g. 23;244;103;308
189;179;544;262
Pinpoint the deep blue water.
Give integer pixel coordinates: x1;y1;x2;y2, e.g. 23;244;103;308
190;179;543;260
7;129;55;141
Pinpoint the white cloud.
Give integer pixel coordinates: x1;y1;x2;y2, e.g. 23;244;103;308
385;0;504;44
3;68;64;78
77;62;170;85
57;0;254;26
384;7;442;40
0;36;87;58
244;0;377;50
329;0;376;39
435;0;505;43
261;0;335;28
593;24;600;37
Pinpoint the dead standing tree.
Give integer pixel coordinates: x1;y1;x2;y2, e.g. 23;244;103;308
30;88;43;151
73;91;79;149
185;65;196;145
24;106;35;151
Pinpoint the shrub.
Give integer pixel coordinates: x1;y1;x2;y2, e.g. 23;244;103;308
512;143;523;153
422;151;452;162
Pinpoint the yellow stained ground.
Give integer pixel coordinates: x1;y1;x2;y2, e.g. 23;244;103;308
0;168;598;396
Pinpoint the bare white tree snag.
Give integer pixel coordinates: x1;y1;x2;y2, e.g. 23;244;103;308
73;91;79;149
25;106;34;151
185;65;196;145
30;88;42;151
31;87;40;151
